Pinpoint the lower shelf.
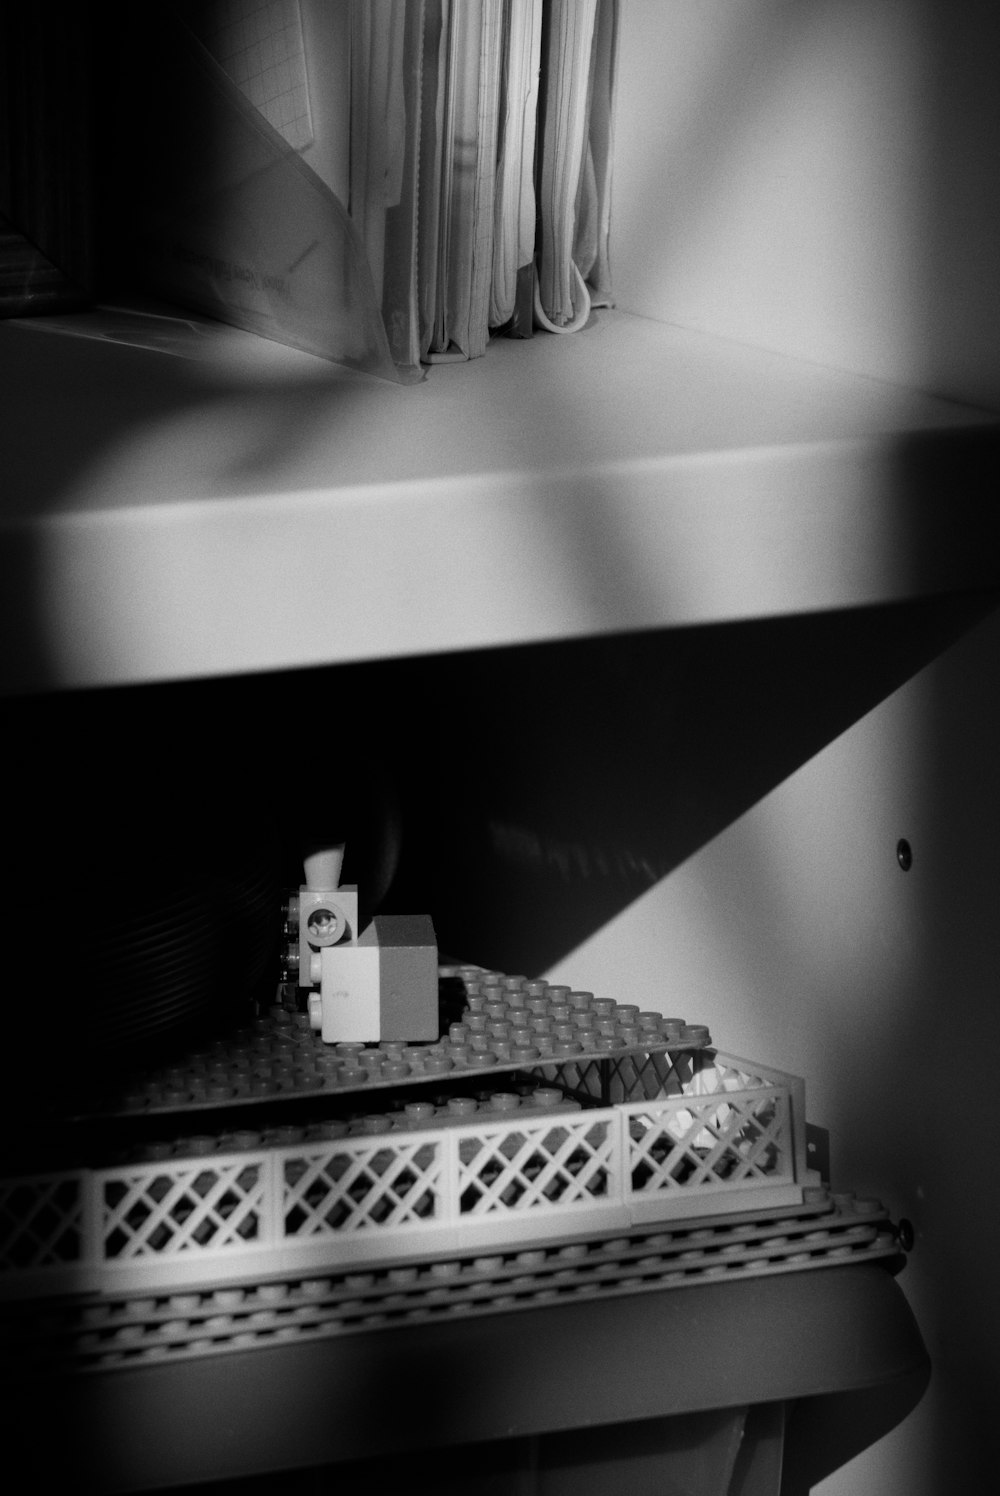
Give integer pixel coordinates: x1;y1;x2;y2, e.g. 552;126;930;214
0;1263;927;1492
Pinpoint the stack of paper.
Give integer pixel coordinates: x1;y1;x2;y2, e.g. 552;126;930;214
139;2;619;379
422;0;505;361
582;0;620;310
414;0;618;359
535;0;618;331
490;0;544;334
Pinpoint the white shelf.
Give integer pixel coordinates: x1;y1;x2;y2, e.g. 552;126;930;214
3;306;998;693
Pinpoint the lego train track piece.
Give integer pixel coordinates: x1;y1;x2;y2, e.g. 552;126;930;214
0;1193;905;1377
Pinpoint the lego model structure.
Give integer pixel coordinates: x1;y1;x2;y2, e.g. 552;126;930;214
0;882;912;1379
289;845;438;1044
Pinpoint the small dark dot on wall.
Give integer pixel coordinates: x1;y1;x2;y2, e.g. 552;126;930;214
896;839;913;871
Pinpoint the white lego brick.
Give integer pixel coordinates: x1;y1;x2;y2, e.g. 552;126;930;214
319;941;381;1042
298;886;360;990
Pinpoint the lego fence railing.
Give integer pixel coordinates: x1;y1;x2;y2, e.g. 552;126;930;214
0;1053;809;1297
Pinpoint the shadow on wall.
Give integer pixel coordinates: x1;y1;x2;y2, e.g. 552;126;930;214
540;606;1000;1496
396;592;999;976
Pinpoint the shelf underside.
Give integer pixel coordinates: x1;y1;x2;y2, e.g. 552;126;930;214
3;306;998;691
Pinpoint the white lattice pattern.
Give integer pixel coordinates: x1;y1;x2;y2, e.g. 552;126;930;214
283;1140;443;1236
627;1091;791;1197
101;1159;265;1259
1;1052;807;1294
457;1117;615;1217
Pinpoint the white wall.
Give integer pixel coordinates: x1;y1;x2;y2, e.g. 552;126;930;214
613;0;1000;411
591;9;1000;1484
547;604;1000;1494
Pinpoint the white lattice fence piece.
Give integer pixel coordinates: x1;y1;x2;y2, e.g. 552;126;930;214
455;1114;617;1220
100;1157;267;1261
0;1173;83;1272
0;1051;811;1293
624;1077;800;1221
283;1138;443;1237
